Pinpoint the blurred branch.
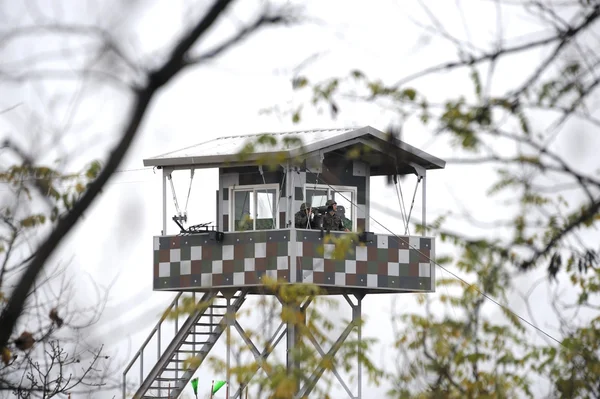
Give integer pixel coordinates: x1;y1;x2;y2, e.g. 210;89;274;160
522;196;600;270
187;6;297;65
391;5;600;88
0;69;131;91
0;23;140;75
0;103;22;115
0;0;240;351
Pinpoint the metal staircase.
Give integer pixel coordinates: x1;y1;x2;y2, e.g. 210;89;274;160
123;290;248;399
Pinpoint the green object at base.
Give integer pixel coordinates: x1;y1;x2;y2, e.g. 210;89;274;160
190;377;198;395
213;380;226;394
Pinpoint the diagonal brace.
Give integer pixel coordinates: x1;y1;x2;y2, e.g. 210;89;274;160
231;322;287;399
233;320;284;378
296;318;357;398
303;326;354;398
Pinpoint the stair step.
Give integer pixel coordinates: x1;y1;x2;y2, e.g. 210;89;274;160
176;349;208;354
148;385;183;390
128;292;249;398
154;377;187;388
182;340;211;345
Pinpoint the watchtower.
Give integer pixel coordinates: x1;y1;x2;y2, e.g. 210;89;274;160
123;126;446;398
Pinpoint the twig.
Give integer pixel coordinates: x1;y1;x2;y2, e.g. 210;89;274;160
0;0;238;351
391;5;600;89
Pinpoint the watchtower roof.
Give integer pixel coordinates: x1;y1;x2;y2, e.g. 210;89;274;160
143;125;446;175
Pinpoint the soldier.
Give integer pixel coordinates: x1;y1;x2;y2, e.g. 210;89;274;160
294;202;314;229
322;199;349;232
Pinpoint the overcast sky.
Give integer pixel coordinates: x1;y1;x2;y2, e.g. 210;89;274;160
1;0;597;398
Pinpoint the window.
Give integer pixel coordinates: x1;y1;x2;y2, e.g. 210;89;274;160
333;190;354;231
305;188;328;208
231;185;278;231
304;184;357;231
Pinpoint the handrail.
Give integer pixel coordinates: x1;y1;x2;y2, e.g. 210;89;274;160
122;291;184;397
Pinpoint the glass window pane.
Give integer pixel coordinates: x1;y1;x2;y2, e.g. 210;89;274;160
334;191;353;231
234;190;254;231
256;189;276;230
306;189;328;208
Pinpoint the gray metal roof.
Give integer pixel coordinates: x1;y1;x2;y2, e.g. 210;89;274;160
143;126;446;170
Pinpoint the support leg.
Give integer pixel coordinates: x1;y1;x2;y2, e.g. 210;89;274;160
286;300;301;395
223;290;236;399
421;172;426;237
356;294;363;399
296;293;364;399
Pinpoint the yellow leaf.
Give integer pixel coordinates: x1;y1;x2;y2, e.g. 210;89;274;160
1;347;10;365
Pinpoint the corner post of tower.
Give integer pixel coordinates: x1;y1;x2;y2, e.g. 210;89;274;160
222;289;237;399
161;167;171;235
421;170;427;237
354;292;365;399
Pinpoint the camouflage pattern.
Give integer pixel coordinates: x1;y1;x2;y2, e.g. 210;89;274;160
295;208;314;228
322;211;345;231
153;229;436;293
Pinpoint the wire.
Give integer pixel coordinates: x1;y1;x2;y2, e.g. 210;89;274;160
303;166;564;347
1;162;564;346
183;169;195;216
393;176;408;234
0;166;155;184
404;176;422;234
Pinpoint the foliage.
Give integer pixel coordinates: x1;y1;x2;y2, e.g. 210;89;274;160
0;157;116;397
249;2;600;397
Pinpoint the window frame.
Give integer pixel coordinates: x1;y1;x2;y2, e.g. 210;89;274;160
229;184;280;231
303;184;358;232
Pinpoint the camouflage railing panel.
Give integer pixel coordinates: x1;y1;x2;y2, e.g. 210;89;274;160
153;230;291;290
295;230;434;292
153;229;435;292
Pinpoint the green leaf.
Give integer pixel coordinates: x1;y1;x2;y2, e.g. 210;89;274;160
470;68;482;99
292;76;308;89
402;88;417;101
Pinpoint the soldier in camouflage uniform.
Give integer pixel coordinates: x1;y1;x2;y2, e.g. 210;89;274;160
294;202;314;229
322;199;349;232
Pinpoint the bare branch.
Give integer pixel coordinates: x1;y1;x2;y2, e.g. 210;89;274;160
187;7;297;65
522;197;600;270
0;0;239;351
391;5;600;88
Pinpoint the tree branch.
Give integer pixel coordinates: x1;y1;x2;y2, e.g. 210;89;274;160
521;196;600;270
187;8;295;65
391;4;600;89
0;0;237;351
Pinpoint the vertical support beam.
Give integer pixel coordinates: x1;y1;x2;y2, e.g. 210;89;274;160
224;291;234;399
162;168;168;235
289;163;297;283
356;294;363;399
365;165;371;232
421;171;426;237
215;189;223;231
290;229;297;283
285;300;300;396
286;161;294;228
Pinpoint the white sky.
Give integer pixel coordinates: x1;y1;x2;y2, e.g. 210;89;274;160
1;0;598;398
